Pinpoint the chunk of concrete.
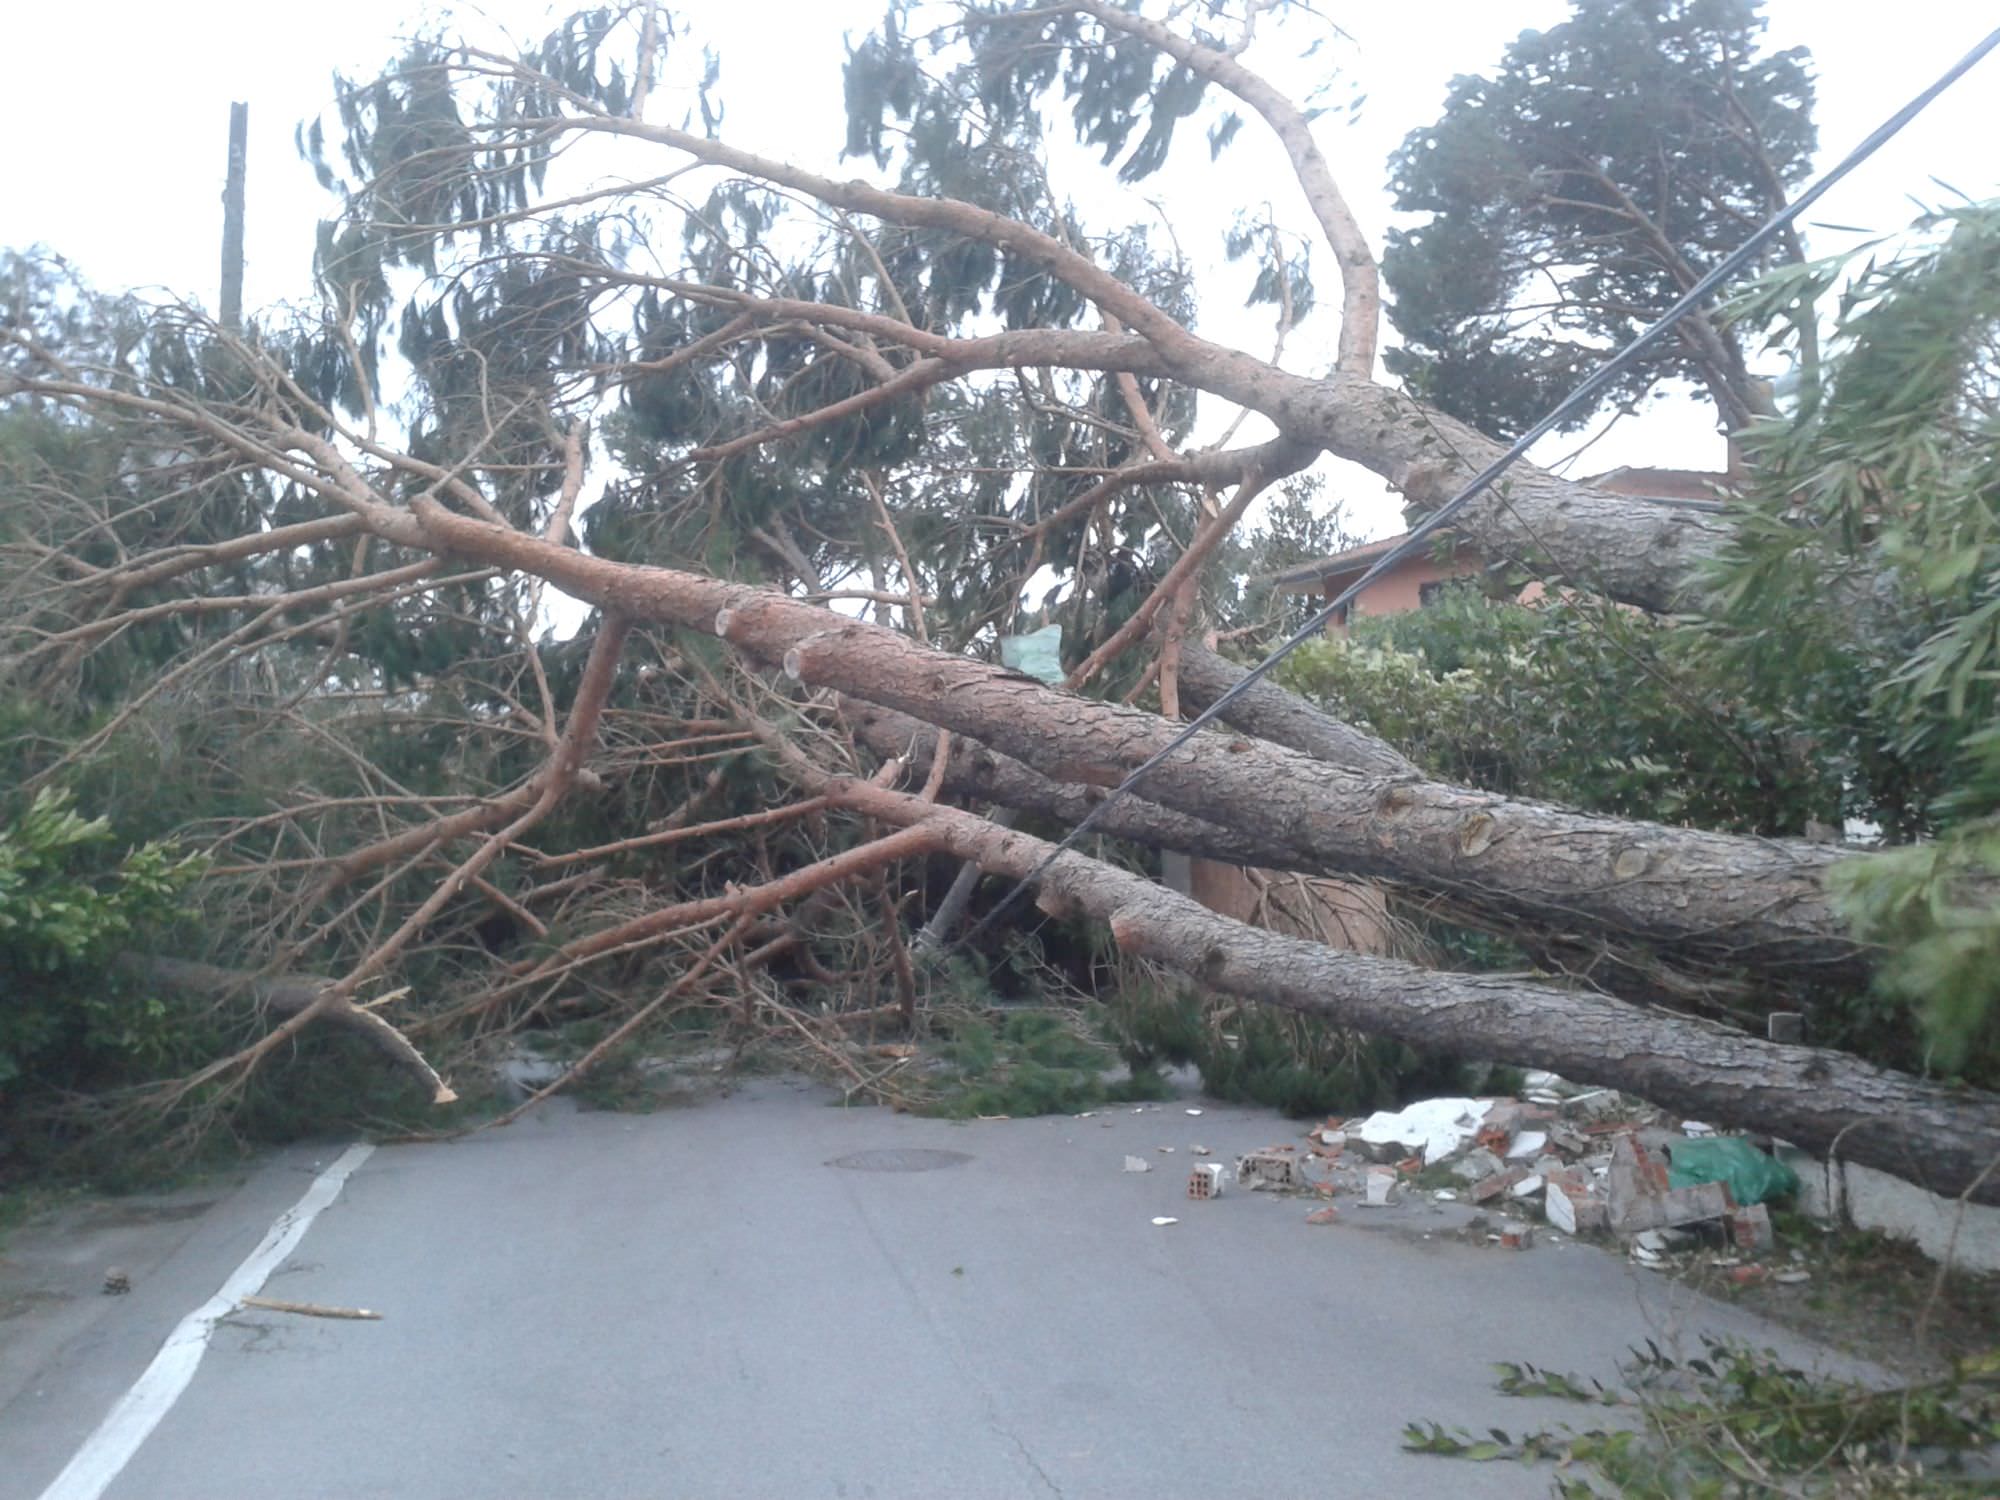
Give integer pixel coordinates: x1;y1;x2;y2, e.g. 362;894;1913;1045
1449;1148;1505;1183
1350;1098;1486;1164
1546;1177;1608;1235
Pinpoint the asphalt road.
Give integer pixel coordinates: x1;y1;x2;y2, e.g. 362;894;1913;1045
2;1078;1850;1499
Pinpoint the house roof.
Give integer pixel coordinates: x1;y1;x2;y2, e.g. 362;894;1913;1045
1262;531;1435;595
1260;468;1733;595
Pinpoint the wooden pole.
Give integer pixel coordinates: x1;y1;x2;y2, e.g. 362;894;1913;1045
220;101;248;332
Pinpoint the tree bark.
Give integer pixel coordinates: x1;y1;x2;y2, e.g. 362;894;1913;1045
844;702;1284;869
1177;367;1732;613
801;767;2000;1208
412;498;1868;999
126;956;453;1102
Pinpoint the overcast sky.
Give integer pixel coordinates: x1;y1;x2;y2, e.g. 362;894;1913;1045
4;0;1995;544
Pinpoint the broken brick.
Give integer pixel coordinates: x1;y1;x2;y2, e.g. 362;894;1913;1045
1470;1165;1530;1203
1236;1147;1308;1192
1606;1131;1740;1234
1187;1163;1226;1200
1728;1202;1775;1252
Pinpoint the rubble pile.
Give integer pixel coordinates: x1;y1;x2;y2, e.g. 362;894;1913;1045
1175;1072;1802;1274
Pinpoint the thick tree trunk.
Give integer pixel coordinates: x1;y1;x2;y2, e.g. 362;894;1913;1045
801;767;2000;1207
413;499;1868;999
846;698;1774;1013
1176;361;1731;613
845;702;1283;869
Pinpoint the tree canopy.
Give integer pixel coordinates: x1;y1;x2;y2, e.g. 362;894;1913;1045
1382;0;1816;437
5;1;2000;1202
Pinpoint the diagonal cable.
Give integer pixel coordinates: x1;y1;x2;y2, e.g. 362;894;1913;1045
951;22;2000;954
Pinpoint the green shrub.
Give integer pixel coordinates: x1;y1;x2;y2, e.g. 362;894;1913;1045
0;788;206;1093
1101;980;1484;1118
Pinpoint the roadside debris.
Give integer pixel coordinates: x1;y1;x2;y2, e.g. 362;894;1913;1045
1236;1146;1311;1192
1269;1075;1803;1262
102;1268;130;1296
1729;1202;1776;1252
1151;1216;1178;1227
1349;1098;1487;1163
1667;1135;1800;1206
1606;1133;1732;1235
1133;1076;1800;1269
1187;1163;1227;1200
238;1295;382;1321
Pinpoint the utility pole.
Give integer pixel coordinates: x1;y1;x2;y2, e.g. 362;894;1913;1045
220;101;248;332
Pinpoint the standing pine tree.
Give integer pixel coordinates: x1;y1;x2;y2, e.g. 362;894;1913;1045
1382;0;1816;439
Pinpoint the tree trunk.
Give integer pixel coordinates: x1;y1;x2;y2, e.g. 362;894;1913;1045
845;702;1284;869
1174;359;1733;612
412;499;1870;1000
802;767;2000;1208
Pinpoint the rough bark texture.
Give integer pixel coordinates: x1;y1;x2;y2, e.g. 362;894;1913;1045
1181;369;1733;614
843;701;1282;868
807;770;2000;1208
413;500;1864;996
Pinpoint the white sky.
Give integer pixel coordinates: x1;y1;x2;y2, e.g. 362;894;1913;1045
3;0;1995;548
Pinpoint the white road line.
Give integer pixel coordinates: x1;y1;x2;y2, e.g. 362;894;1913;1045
36;1143;376;1500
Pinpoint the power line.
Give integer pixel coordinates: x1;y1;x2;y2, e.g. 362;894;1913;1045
950;21;2000;955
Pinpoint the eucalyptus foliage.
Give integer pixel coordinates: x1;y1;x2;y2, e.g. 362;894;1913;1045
1710;199;2000;1074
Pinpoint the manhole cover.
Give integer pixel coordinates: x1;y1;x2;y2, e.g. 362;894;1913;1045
827;1148;973;1173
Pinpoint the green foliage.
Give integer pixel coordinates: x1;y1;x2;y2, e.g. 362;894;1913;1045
1383;0;1815;434
927;1009;1173;1119
1101;979;1480;1118
1705;199;2000;1071
1830;828;2000;1079
1407;1339;2000;1496
0;789;206;1091
1280;589;1831;834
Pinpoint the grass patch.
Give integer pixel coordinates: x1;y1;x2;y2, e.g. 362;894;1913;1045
1101;981;1495;1118
926;1010;1174;1119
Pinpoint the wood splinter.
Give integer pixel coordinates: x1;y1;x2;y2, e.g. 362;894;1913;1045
239;1294;382;1321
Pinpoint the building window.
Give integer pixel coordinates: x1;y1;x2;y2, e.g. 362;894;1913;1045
1418;579;1448;607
